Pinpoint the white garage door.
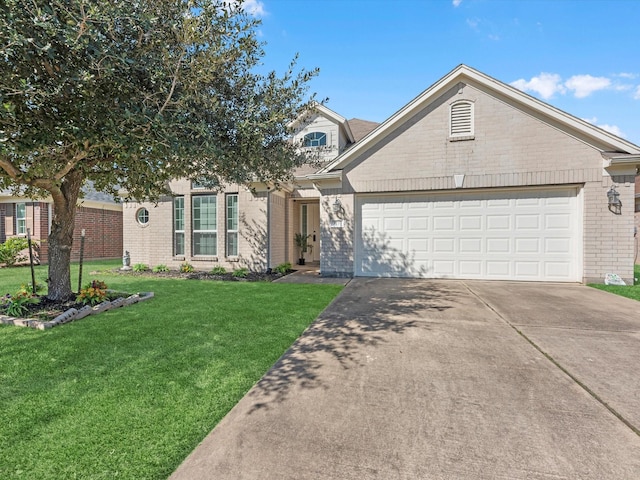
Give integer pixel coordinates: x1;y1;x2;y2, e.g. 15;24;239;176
355;188;582;282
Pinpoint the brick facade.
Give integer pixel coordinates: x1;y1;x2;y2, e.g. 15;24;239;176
123;179;270;271
122;67;640;283
317;71;640;284
0;201;122;264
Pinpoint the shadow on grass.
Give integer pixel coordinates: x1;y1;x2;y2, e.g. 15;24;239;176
247;278;459;413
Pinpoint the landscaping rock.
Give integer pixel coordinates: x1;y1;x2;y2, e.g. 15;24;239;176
52;308;78;325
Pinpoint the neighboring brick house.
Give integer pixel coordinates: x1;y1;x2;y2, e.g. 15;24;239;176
123;65;640;284
0;185;123;264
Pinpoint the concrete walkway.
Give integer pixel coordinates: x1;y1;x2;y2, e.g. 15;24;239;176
171;279;640;479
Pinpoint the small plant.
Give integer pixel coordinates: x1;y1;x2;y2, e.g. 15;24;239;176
0;237;30;267
1;290;40;317
211;266;227;275
232;267;249;278
152;264;169;273
274;262;292;274
19;280;45;295
133;263;149;272
294;233;312;265
180;262;195;273
77;280;108;306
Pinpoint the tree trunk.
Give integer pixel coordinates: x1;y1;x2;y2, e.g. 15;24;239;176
47;170;84;301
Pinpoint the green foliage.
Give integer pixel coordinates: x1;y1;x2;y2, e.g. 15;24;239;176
0;265;342;479
133;263;149;272
0;237;30;267
294;233;312;259
0;0;319;300
0;290;40;317
210;266;227;275
76;280;108;306
232;267;249;278
274;262;292;274
152;264;169;273
180;262;195;273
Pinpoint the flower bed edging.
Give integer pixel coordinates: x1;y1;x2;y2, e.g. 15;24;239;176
0;292;154;330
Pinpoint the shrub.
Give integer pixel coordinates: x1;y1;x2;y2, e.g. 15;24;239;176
232;267;249;278
180;262;195;273
133;263;149;272
210;266;227;275
0;290;40;317
274;262;292;274
0;237;30;267
19;280;45;295
152;264;169;273
77;280;108;306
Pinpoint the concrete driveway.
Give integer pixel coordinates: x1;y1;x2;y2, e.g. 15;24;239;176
171;279;640;479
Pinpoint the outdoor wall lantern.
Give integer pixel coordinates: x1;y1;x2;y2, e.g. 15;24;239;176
607;185;622;215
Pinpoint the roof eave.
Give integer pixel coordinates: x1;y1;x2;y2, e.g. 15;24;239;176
320;64;640;174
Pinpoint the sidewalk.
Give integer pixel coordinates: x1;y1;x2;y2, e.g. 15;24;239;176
274;264;351;285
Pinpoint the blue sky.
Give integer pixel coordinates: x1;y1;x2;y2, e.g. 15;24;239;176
244;0;640;145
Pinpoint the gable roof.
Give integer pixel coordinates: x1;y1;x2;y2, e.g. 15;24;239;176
319;64;640;174
291;103;355;144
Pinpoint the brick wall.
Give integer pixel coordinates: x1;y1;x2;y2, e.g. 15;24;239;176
123;179;269;272
70;207;123;261
327;82;637;283
0;201;122;264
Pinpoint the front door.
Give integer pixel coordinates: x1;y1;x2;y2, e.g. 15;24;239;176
301;203;320;262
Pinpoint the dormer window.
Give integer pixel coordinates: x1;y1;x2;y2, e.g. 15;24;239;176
449;100;474;140
303;131;327;147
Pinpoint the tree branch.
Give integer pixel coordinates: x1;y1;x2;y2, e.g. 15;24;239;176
158;51;185;116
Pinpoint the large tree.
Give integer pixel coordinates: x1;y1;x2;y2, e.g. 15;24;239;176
0;0;318;300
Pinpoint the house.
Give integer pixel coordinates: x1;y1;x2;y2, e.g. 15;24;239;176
0;184;123;264
123;65;640;284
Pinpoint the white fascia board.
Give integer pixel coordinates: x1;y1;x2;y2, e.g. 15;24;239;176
320;64;640;174
290;103;351;132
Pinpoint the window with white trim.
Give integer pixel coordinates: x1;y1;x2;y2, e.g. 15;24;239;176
303;131;327;147
226;194;239;257
450;101;474;138
16;203;26;235
174;196;185;256
192;195;217;256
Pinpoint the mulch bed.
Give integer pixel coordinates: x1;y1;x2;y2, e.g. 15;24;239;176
114;269;293;282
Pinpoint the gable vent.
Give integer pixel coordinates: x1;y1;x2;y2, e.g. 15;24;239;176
450;101;474;137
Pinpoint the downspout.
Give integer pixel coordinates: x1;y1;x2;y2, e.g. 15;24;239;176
266;190;271;271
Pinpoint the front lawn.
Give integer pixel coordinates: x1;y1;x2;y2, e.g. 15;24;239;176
0;261;342;479
589;264;640;301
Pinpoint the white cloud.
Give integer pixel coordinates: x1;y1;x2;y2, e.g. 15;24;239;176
242;0;266;17
564;75;611;98
616;72;639;79
511;73;565;99
466;18;479;30
597;124;625;137
583;117;625;138
634;86;640;100
453;0;463;6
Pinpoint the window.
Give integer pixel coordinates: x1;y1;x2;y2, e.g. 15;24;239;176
174;197;185;256
226;194;239;257
136;208;149;226
16;203;26;235
303;131;327;147
192;195;217;256
450;101;474;138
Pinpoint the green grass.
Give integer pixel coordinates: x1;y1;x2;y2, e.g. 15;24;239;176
0;260;342;479
589;264;640;301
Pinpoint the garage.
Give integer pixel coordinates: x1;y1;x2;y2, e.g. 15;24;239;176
355;188;582;282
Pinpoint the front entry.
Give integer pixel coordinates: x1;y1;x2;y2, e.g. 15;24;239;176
300;203;320;262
